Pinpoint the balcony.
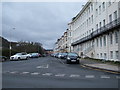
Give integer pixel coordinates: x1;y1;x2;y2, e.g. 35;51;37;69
72;17;120;46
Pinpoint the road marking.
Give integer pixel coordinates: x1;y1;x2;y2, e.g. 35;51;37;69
31;72;40;75
55;74;65;77
85;75;95;78
9;71;18;74
116;76;120;79
57;59;65;64
70;74;80;78
21;72;30;74
36;64;49;69
42;73;52;76
101;75;110;79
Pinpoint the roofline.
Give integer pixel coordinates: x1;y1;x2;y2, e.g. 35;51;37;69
69;0;92;24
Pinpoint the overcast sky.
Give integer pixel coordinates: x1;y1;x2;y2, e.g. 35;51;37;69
2;2;87;49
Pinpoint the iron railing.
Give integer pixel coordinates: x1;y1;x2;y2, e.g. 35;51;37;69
72;17;120;46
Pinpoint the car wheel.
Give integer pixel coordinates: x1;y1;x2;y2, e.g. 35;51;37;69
76;60;79;64
66;60;70;64
18;57;20;60
26;57;28;60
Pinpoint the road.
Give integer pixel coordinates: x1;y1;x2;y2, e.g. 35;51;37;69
2;56;119;88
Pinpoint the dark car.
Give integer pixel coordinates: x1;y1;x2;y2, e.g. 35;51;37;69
0;56;7;62
42;54;47;57
60;53;68;59
66;53;80;64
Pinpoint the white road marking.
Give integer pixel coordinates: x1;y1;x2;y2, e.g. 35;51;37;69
31;72;40;75
70;74;80;78
55;74;65;77
57;59;65;64
101;75;110;79
85;75;95;78
21;72;30;74
42;73;52;76
9;71;18;74
116;76;120;79
36;64;49;69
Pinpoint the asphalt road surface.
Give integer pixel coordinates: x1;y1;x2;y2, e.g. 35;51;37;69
2;56;120;88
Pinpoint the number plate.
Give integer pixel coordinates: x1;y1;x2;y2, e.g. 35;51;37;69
71;60;76;62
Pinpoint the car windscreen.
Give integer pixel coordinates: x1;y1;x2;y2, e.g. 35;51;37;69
68;53;78;57
62;53;67;55
15;53;22;55
32;53;38;55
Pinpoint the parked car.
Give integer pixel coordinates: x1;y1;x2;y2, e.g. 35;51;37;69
39;53;42;57
42;54;47;57
54;53;58;57
10;52;28;61
60;53;68;59
0;56;7;62
57;53;63;58
26;53;32;58
51;53;54;57
30;53;39;58
66;52;80;64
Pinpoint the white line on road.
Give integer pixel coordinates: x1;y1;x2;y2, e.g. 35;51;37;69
42;73;52;76
101;75;110;79
9;71;18;74
31;72;40;75
70;74;80;78
57;59;65;64
55;74;65;77
85;75;95;78
36;64;49;69
20;72;30;74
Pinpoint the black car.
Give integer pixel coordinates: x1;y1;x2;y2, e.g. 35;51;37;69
0;56;7;62
66;53;80;64
60;53;68;59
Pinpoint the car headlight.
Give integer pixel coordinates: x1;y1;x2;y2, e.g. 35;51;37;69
67;57;70;60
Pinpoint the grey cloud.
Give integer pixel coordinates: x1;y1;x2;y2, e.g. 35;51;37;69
2;2;86;49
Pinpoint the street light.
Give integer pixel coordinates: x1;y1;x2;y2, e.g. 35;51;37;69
9;27;15;58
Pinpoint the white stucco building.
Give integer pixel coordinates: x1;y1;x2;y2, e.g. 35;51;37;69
69;0;120;61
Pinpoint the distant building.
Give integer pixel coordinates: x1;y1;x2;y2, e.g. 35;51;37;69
45;49;54;54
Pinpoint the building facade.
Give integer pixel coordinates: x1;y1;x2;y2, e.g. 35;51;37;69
70;0;120;61
54;31;69;53
54;0;120;61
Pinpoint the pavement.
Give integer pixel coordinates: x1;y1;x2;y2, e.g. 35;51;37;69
80;59;120;74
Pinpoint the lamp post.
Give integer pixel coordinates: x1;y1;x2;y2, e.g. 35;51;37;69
9;27;15;58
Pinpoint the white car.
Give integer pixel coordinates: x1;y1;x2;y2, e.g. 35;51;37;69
26;53;32;58
10;53;28;60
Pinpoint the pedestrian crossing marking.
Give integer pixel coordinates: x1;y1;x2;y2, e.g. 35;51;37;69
85;75;95;78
